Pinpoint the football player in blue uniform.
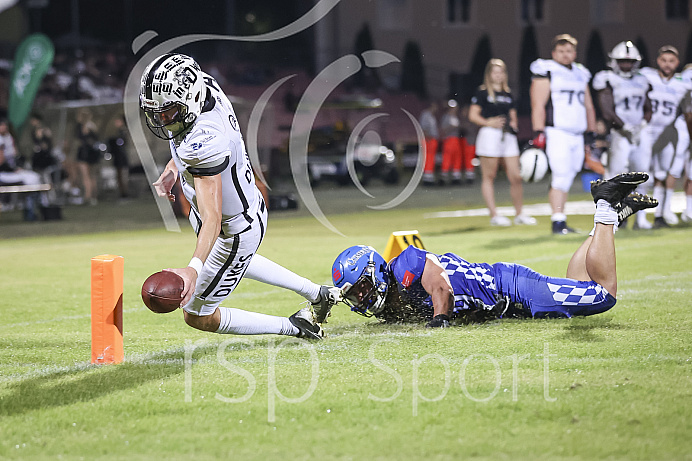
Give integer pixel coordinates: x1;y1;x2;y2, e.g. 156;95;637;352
140;54;340;339
330;173;657;327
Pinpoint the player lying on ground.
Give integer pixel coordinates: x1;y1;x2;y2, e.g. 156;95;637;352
324;173;657;327
140;53;339;340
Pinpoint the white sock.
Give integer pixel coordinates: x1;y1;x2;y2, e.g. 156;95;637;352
551;212;567;222
687;195;692;216
593;200;618;235
653;185;665;218
245;254;321;303
664;188;675;216
216;307;298;336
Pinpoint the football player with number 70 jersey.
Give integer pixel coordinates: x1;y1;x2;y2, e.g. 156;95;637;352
140;53;340;340
637;46;692;229
530;34;598;235
592;41;652;180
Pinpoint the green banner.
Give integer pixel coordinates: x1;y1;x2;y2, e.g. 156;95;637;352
8;33;54;131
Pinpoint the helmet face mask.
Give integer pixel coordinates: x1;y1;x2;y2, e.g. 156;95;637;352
142;102;190;140
609;41;641;77
332;245;389;317
140;53;206;140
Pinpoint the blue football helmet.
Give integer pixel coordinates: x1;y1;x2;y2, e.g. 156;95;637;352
332;245;389;317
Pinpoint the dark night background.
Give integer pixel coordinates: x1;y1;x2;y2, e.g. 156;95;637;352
22;0;316;70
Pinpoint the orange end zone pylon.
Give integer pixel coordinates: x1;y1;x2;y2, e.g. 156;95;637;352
91;255;124;364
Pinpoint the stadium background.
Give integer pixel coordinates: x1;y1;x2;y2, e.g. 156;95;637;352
1;1;691;460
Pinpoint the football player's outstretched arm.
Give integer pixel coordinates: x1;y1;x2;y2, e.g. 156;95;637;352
168;173;223;306
420;254;454;318
153;159;179;202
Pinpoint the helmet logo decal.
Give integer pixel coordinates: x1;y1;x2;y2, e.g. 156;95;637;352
402;270;415;288
345;247;371;266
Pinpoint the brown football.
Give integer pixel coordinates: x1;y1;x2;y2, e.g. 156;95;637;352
141;271;185;314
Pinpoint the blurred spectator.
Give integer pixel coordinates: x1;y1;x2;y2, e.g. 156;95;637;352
468;59;536;227
74;108;100;205
29;114;57;172
439;99;463;185
107;115;130;200
419;99;439;186
0;118;45;220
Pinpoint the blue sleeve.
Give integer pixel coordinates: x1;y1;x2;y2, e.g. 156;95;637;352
389;246;428;289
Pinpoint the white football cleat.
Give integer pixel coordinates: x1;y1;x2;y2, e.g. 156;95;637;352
663;212;679;226
514;214;537;225
490;215;512;227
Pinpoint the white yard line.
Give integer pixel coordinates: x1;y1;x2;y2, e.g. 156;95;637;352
424;192;687;219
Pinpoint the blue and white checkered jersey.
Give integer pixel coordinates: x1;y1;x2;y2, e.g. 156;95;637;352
389;246;500;317
389;246;617;319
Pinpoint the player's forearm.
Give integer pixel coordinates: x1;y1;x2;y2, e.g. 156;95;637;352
193;219;221;264
531;107;546;132
164;158;178;176
432;287;454;317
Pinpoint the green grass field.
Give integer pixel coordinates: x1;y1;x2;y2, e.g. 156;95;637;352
1;202;691;460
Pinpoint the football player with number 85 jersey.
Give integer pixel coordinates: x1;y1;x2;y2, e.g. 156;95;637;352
638;46;692;229
140;54;340;340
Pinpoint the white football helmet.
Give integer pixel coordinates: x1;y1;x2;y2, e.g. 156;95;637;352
139;53;206;139
608;41;641;77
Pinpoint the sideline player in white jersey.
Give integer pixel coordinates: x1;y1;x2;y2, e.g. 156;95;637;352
638;46;692;228
530;34;597;234
592;41;652;179
679;64;692;223
139;54;339;340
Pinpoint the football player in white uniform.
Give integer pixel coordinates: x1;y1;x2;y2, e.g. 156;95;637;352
592;41;652;179
140;54;339;340
530;34;597;234
679;64;692;223
638;46;692;228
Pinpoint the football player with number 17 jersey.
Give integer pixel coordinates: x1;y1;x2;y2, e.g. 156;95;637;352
530;34;598;235
592;41;652;181
140;54;340;340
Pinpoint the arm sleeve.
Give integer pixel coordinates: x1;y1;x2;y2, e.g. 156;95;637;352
530;59;550;78
591;71;609;91
389;246;428;289
178;129;235;176
470;89;483;106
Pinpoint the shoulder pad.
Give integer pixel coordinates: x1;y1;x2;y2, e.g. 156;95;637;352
177;126;230;175
530;59;551;77
591;71;611;90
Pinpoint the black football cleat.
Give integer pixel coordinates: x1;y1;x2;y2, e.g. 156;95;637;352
312;285;342;324
590;172;649;206
289;307;324;340
653;217;670;229
552;220;577;235
614;193;658;225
